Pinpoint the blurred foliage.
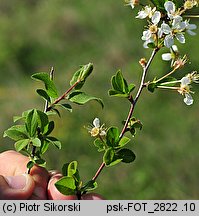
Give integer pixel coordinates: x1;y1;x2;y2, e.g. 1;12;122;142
0;0;199;199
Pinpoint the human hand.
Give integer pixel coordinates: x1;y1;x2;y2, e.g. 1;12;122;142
0;150;104;200
0;150;49;199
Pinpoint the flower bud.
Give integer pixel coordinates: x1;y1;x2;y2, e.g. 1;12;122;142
139;58;147;68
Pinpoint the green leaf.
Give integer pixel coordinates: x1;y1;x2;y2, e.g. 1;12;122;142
103;148;115;166
103;148;123;166
31;72;58;98
128;83;136;93
118;136;131;147
27;161;35;170
106;127;120;147
68;91;104;108
35;158;46;166
25;109;38;137
94;138;105;152
147;42;157;49
81;180;97;193
109;70;131;97
157;76;177;87
59;104;72;112
15;139;30;151
62;163;70;176
108;89;129;97
147;82;157;93
116;148;136;163
51;107;61;117
36;110;49;133
44;121;54;136
31;138;41;147
36;89;51;103
67;161;78;177
70;63;93;90
123;117;143;136
55;176;76;195
62;161;80;183
40;140;50;154
46;136;62;149
4;126;28;141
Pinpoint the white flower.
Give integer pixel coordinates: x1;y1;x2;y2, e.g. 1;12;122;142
125;0;139;9
159;20;185;48
140;11;161;48
87;118;106;137
136;6;159;20
178;77;194;105
184;71;199;84
162;45;179;62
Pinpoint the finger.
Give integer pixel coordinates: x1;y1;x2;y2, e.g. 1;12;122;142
0;174;35;200
0;150;29;175
0;150;49;199
47;173;77;200
29;165;49;199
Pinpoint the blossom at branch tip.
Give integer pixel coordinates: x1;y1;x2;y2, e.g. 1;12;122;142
177;81;194;105
125;0;139;9
183;71;199;84
87;118;106;137
136;6;161;25
177;73;199;105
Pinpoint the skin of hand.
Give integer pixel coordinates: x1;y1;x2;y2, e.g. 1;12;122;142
0;150;104;200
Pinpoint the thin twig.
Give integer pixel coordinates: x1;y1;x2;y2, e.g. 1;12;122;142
91;48;159;182
120;48;159;139
46;80;81;112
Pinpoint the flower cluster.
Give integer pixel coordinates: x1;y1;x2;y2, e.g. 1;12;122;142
157;71;199;105
127;1;197;49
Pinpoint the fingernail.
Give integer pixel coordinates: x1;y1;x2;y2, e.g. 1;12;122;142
32;186;46;199
5;174;28;190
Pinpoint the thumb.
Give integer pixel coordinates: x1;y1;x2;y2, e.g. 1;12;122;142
0;174;35;200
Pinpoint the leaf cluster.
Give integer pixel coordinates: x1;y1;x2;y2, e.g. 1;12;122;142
108;70;135;98
32;63;103;115
93;126;135;167
55;161;97;197
4;109;61;169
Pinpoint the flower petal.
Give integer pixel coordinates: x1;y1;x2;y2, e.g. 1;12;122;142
141;30;151;41
93;118;100;128
164;35;174;48
164;1;176;14
152;11;161;25
176;33;185;44
162;53;172;61
181;77;190;86
184;93;193;105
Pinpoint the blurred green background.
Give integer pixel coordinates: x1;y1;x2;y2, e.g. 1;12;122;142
0;0;198;199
